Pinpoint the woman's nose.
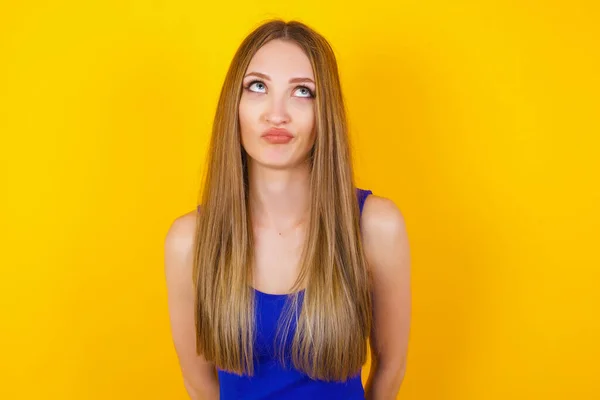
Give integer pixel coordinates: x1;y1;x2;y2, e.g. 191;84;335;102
264;95;290;125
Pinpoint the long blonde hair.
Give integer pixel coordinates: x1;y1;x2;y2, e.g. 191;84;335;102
193;19;372;382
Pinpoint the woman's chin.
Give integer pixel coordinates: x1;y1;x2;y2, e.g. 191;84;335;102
250;156;307;171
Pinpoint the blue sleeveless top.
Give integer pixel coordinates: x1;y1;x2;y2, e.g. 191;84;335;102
212;188;373;399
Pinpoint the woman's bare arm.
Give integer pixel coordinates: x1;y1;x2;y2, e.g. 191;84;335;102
361;195;412;400
165;211;220;400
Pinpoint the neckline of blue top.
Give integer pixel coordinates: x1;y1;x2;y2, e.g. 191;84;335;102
252;286;305;297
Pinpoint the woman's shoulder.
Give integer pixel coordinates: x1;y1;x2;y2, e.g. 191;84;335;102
360;194;410;290
165;208;199;243
360;194;408;260
361;193;403;217
164;209;199;276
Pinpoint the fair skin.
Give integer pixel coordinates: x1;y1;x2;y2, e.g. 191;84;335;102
165;39;411;400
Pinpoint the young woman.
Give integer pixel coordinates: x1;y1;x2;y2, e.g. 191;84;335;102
165;19;411;399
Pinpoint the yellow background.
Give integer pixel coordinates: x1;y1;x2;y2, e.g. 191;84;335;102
1;1;598;399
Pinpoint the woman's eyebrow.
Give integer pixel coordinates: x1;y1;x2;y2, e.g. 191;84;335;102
244;72;270;80
289;77;315;84
244;72;315;84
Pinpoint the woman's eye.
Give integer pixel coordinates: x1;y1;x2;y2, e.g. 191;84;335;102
294;86;314;98
248;81;266;93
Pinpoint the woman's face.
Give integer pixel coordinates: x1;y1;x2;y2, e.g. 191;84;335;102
239;39;316;169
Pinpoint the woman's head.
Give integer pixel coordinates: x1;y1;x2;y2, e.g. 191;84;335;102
209;19;348;176
195;20;371;381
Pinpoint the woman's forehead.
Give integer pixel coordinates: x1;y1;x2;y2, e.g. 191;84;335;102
245;40;314;80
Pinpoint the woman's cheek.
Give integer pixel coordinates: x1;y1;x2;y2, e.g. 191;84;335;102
302;104;316;131
242;99;264;125
239;100;258;132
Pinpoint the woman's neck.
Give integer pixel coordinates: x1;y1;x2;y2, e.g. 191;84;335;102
247;160;311;231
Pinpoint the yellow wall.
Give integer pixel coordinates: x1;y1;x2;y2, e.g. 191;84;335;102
1;1;598;399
